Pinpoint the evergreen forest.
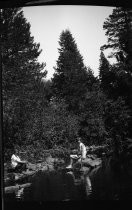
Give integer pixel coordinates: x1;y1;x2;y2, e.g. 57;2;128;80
2;7;132;167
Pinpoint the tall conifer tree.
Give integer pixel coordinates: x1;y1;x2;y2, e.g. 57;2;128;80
99;51;111;94
1;8;47;147
100;7;132;153
100;7;132;102
52;29;88;112
101;7;131;64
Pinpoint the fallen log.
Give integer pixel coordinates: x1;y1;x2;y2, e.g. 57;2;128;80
5;183;32;194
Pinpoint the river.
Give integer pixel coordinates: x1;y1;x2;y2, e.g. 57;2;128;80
4;157;132;201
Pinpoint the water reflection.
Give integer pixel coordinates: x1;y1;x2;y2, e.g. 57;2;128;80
5;169;92;201
28;170;82;201
5;164;132;201
85;176;92;198
15;188;24;200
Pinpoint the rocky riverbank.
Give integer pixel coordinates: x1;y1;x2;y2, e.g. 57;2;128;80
4;150;103;195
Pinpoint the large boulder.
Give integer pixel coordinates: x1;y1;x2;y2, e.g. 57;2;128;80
82;158;102;168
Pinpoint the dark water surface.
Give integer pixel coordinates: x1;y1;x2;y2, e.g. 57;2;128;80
4;162;132;202
4;169;91;202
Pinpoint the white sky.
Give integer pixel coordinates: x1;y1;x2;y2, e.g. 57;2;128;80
23;5;115;80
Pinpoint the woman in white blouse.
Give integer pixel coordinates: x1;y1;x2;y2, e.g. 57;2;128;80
78;137;87;159
11;149;27;171
66;137;87;169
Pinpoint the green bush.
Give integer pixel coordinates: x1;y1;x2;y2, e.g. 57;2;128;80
50;146;70;161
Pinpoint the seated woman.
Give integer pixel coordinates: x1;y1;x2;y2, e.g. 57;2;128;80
66;137;87;169
11;149;27;172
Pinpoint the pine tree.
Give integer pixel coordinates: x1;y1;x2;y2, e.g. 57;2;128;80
1;8;47;148
100;7;132;102
101;7;131;62
1;8;46;98
52;29;89;112
99;51;112;94
100;7;132;158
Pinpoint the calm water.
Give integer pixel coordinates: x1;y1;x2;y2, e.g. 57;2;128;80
4;162;132;201
4;169;92;202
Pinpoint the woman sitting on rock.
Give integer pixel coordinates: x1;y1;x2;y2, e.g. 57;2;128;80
11;149;27;172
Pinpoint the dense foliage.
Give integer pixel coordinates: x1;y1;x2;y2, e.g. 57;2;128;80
100;7;132;158
1;8;47;154
2;7;132;164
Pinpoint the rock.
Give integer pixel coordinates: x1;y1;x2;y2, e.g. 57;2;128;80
47;164;54;171
27;163;38;171
4;173;16;187
45;156;55;165
5;183;31;194
54;158;66;170
4;169;38;188
80;166;91;175
82;158;102;168
40;165;48;171
87;154;97;160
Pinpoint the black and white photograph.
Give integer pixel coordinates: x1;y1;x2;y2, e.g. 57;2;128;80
1;0;132;206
